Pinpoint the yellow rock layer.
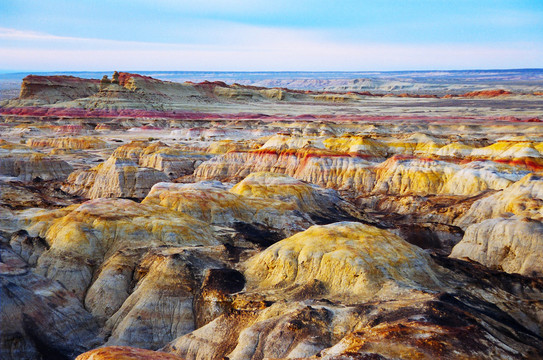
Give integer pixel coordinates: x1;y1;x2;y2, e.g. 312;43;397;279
27;136;107;150
244;222;443;301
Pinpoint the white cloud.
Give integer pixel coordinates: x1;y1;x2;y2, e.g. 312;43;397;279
0;26;542;71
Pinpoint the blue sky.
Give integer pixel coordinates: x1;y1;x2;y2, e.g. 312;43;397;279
1;0;542;71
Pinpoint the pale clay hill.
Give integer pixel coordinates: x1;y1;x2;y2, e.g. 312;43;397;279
0;72;543;360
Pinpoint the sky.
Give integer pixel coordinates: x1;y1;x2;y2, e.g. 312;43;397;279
0;0;542;72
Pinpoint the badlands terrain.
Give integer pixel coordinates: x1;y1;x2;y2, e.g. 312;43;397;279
0;71;543;360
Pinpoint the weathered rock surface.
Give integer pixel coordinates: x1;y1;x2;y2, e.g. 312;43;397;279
19;198;219;299
11;75;100;106
27;136;108;150
142;180;312;242
244;222;443;301
0;148;73;182
113;140;209;178
76;346;183;360
102;247;228;349
165;222;543;360
450;217;543;276
62;156;169;199
456;173;543;227
0;244;102;360
230;172;371;224
2;73;543;360
195;150;523;198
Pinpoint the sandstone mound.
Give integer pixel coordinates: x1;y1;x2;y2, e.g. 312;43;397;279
385;132;446;156
0;149;73;182
457;173;543;227
142;181;312;241
21;198;218;298
230;172;370;223
323;135;389;158
76;346;183;360
62;156;169;199
470;140;543;170
434;141;474;158
244;222;443;300
450;217;543;276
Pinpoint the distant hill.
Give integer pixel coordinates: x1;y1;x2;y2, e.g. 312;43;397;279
1;69;543;100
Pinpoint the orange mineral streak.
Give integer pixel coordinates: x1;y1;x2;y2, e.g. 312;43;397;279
76;346;184;360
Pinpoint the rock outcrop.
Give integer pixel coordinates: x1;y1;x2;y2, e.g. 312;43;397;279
450;217;543;276
0;151;73;182
165;222;543;360
20;198;219;299
76;346;183;360
456;173;543;227
27;136;108;150
142;180;312;242
0;244;102;360
2;72;543;360
244;222;443;301
112;141;209;178
102;247;228;349
62;157;169;199
14;75;100;106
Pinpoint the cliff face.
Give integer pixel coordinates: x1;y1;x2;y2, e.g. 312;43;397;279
194;150;526;198
17;75;100;106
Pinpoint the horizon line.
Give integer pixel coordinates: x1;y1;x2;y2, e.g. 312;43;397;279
1;67;543;75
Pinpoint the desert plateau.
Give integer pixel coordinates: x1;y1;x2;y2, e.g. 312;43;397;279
0;69;542;360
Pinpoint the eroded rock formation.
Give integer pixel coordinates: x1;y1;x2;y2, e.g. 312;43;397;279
1;72;542;360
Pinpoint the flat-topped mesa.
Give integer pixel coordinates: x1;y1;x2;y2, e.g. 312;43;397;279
62;156;169;199
26;136;108;150
443;89;513;98
18;75;100;104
